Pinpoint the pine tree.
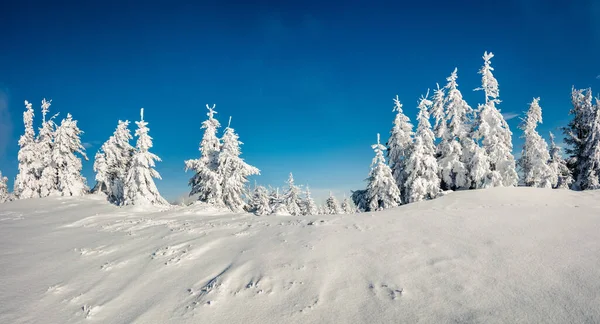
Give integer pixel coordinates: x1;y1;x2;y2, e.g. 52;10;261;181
123;108;168;206
387;95;414;201
518;98;553;188
269;187;289;215
92;149;109;194
37;99;60;197
548;132;573;189
405;92;441;203
576;97;600;189
325;192;341;214
53;114;88;196
431;83;446;139
249;185;272;216
14;100;40;199
302;185;319;215
185;104;223;205
474;51;518;187
350;189;368;212
563;88;595;185
218;118;260;212
366;134;402;211
283;173;302;215
0;171;9;203
341;196;354;214
437;68;471;190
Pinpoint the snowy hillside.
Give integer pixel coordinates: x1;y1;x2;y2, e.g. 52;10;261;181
1;188;599;324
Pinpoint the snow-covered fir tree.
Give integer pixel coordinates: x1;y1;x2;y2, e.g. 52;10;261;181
341;195;354;214
123;108;168;206
249;185;272;216
474;51;518;187
301;185;319;216
53;114;88;196
366;134;402;211
37;99;59;197
405;93;441;203
283;173;302;215
0;171;9;203
437;69;471;191
576;97;600;189
185;104;223;205
386;95;413;201
269;187;289;215
430;83;446;139
92;120;134;204
548;132;573;189
14;100;40;199
325;192;341;215
218;118;260;212
518;98;553;188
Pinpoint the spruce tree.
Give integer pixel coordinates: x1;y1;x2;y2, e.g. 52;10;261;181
269;187;289;215
518;98;553;188
576;97;600;189
14;100;40;199
366;134;401;211
92;149;109;194
0;171;9;203
387;95;413;201
53;114;88;196
283;173;302;215
249;185;272;216
123;108;168;206
325;192;341;215
341;195;354;214
302;185;319;215
431;83;446;139
548;132;573;189
37;99;60;197
562;88;595;185
405;93;441;203
474;51;518;187
218;118;260;212
185;104;223;205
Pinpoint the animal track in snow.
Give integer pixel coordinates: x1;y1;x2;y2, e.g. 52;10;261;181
369;282;404;300
151;244;192;265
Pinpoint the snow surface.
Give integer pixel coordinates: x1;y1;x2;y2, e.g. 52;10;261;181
1;188;599;323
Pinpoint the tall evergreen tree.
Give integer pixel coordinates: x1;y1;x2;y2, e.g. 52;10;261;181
92;149;109;195
53;114;88;196
350;189;368;212
437;69;470;190
474;51;518;187
341;195;354;214
249;185;272;216
325;192;341;215
283;173;302;215
302;185;319;216
218;118;260;212
576;97;600;189
37;99;60;197
518;98;553;188
0;171;9;203
123;108;168;206
185;104;223;205
431;83;446;139
14;100;40;199
548;132;573;189
366;134;402;211
387;96;413;201
405;93;441;203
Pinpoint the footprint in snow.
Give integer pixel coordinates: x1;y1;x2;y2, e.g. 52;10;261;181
369;283;404;300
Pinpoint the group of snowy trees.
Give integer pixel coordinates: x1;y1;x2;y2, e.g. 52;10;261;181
352;52;591;212
10;99;88;199
247;173;355;216
92;108;168;206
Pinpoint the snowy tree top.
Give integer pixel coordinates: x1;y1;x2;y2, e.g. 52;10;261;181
392;95;404;113
475;51;500;103
41;98;52;121
206;104;217;119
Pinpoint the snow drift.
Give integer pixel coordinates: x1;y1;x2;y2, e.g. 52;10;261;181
1;187;599;323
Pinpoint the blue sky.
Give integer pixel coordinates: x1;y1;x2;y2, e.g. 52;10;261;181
1;0;599;202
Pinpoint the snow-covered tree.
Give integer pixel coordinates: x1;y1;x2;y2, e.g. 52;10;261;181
14;100;40;199
341;196;354;214
405;93;441;203
92;120;134;204
123;108;168;206
518;98;553;188
37;99;59;197
474;52;518;187
249;185;271;216
431;83;446;139
325;192;341;215
185;104;223;205
548;132;573;189
350;189;367;212
387;95;413;201
269;187;289;215
0;171;9;203
437;69;472;190
218;118;260;212
366;134;402;211
283;173;302;215
576;97;600;189
302;185;319;215
53;114;88;196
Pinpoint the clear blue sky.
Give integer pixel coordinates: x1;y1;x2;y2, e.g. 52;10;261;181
1;0;599;202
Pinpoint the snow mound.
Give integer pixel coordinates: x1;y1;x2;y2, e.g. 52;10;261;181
1;187;599;323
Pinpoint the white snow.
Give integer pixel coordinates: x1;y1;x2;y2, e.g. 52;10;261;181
1;188;600;323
